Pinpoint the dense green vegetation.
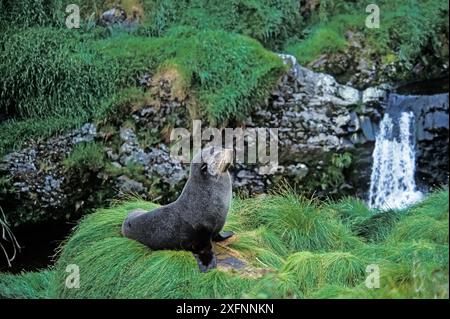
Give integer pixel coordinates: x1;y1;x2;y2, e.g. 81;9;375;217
286;0;449;69
1;188;447;298
0;25;285;157
1;0;448;157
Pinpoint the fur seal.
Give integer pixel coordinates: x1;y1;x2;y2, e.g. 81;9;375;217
121;147;234;272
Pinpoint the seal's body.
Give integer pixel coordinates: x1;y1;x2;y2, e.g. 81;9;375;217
122;147;234;271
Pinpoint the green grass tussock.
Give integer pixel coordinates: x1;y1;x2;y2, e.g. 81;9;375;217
407;187;449;220
386;189;449;245
2;0;447;158
53;199;255;298
0;0;64;28
139;0;302;49
389;215;449;245
279;251;366;295
0;28;113;120
1;0;302;49
0;270;55;299
231;192;363;253
94;27;286;123
0;189;448;298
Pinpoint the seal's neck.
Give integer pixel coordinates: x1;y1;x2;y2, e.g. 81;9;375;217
176;171;231;206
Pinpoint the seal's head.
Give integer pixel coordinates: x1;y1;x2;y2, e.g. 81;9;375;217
191;146;233;177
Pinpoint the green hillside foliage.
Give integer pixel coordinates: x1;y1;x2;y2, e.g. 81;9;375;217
1;0;448;156
0;26;284;156
287;0;449;70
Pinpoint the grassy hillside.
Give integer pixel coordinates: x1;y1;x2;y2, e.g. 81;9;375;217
1;188;447;299
0;26;285;157
1;0;448;157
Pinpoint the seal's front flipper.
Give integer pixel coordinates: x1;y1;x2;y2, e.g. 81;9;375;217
213;231;234;242
193;252;217;272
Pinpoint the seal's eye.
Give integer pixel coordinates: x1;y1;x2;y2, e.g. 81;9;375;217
200;163;208;173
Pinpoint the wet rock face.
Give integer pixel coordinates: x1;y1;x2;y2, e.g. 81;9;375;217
236;55;388;197
98;7;140;30
412;94;449;188
109;126;187;199
0;70;193;226
0;124;97;225
0;122;188;226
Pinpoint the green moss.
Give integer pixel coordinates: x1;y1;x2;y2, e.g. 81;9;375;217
63;142;106;174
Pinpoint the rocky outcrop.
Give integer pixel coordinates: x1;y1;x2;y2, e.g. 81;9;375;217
99;6;141;30
405;94;449;187
0;124;97;225
234;54;388;196
0;123;188;226
234;55;448;196
306;30;449;90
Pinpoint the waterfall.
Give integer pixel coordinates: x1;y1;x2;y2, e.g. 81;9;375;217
368;94;423;210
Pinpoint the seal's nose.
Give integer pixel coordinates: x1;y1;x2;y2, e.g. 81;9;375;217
220;148;234;172
122;209;147;237
224;148;234;163
121;217;131;237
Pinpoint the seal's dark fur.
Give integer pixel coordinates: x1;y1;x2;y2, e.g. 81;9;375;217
121;147;233;271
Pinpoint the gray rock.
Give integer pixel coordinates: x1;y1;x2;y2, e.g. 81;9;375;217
99;7;126;26
360;116;376;141
424;111;449;131
116;175;146;195
362;87;387;104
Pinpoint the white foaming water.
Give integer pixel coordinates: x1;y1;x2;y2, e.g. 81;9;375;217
368;110;423;210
